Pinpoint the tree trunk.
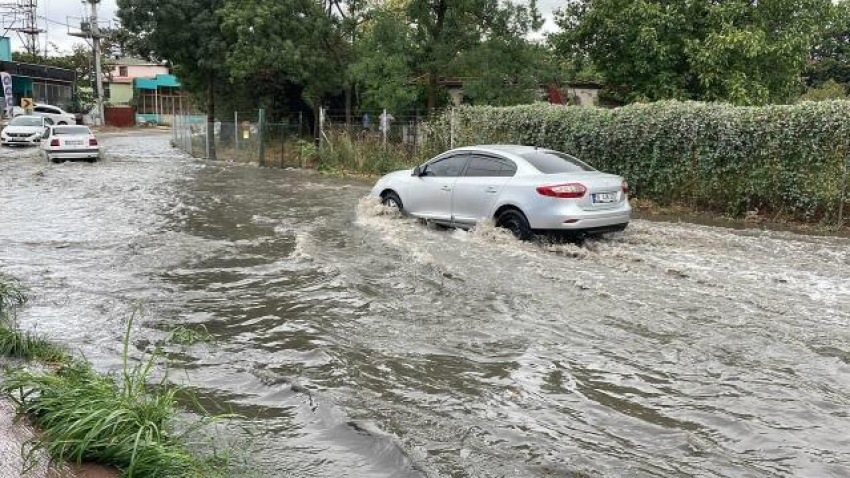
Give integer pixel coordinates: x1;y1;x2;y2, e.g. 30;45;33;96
426;70;438;112
206;78;216;160
345;84;352;126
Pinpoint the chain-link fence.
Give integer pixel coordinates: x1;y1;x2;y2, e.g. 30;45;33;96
172;108;453;174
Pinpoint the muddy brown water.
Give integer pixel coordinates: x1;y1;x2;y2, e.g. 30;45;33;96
1;133;849;477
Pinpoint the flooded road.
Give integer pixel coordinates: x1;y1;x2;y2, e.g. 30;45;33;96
1;132;849;477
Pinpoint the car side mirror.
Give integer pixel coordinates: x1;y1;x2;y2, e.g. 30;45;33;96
412;166;422;176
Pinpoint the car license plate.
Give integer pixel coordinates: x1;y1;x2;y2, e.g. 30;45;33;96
66;141;84;146
593;192;618;204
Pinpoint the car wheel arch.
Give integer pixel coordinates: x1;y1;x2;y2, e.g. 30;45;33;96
492;203;525;221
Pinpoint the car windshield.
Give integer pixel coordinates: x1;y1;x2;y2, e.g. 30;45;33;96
9;117;42;127
54;126;90;135
520;150;596;174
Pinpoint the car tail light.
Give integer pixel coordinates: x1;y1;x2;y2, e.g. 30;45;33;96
536;183;587;199
50;138;59;147
89;138;98;146
622;181;629;195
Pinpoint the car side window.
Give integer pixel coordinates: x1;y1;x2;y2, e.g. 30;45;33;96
424;155;468;177
44;118;54;125
34;107;46;113
464;156;517;177
498;159;517;177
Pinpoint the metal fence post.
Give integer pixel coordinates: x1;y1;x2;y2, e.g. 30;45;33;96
235;111;239;150
839;148;848;228
319;106;326;150
204;118;210;159
258;108;267;167
382;108;388;147
449;107;455;149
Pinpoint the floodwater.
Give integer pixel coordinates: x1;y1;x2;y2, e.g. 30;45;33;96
1;132;849;477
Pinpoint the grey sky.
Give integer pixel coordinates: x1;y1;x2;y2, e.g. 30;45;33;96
28;0;560;54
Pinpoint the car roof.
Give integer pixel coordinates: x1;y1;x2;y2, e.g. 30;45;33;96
11;115;44;120
453;144;554;155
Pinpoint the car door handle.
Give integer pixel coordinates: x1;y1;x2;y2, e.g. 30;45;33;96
485;187;498;193
441;186;452;192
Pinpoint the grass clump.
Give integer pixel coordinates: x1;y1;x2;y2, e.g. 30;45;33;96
0;275;27;312
0;280;228;477
3;361;207;477
0;321;69;363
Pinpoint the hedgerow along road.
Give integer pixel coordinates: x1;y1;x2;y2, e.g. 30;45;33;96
1;131;848;477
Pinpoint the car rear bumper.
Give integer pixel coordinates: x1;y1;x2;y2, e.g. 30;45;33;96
47;149;100;160
528;205;631;231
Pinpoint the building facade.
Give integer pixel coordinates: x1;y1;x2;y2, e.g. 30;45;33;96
107;57;189;125
0;37;75;111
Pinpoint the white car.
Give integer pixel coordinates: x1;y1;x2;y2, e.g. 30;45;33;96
1;115;53;146
41;125;101;163
9;103;77;125
370;145;631;239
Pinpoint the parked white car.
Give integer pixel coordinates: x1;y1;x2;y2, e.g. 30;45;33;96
9;103;77;125
41;125;101;163
370;145;631;239
1;115;53;146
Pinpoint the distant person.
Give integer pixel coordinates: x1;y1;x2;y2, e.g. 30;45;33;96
362;113;371;129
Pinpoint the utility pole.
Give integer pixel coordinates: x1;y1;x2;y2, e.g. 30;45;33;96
89;0;105;126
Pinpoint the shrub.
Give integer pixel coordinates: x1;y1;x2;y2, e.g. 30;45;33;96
430;101;850;221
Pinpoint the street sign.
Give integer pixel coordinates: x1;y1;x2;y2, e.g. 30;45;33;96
21;97;33;110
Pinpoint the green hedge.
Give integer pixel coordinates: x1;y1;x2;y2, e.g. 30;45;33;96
436;101;850;221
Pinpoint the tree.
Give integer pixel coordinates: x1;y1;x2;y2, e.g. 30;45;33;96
405;0;543;110
349;6;419;112
219;0;345;135
117;0;230;159
552;0;832;105
806;1;850;87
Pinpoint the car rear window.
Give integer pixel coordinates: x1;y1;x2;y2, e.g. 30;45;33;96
53;126;90;135
520;151;596;174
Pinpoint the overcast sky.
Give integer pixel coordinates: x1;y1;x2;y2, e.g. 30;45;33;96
30;0;560;54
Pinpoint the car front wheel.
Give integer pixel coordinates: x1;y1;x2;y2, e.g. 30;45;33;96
381;191;404;212
496;209;533;241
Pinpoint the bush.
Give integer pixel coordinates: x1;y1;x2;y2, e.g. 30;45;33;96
800;80;848;102
432;101;850;221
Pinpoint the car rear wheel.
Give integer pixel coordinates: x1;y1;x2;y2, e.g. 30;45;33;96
496;209;533;241
381;191;404;211
57;122;67;126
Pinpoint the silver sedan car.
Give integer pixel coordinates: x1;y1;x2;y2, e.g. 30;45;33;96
370;145;631;239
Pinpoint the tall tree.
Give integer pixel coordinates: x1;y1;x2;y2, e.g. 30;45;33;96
117;0;229;159
806;1;850;88
552;0;832;105
407;0;543;110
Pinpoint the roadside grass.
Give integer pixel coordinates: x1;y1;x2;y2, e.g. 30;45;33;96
0;275;27;311
0;276;232;477
0;320;69;363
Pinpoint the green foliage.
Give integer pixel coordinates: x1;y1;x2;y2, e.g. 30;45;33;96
349;8;419;112
0;276;26;312
806;1;850;87
431;102;850;221
0;321;69;363
553;0;832;105
2;316;224;477
316;129;434;175
800;80;848;102
403;0;545;109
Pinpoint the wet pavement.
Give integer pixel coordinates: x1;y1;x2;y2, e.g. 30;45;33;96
1;132;849;477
